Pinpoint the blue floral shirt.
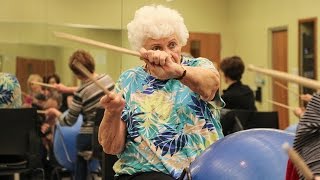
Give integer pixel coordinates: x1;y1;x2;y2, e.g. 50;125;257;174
113;57;224;179
0;73;22;108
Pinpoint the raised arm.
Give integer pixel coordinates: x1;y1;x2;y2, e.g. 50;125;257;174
53;83;78;94
140;48;220;101
179;65;220;101
98;91;127;155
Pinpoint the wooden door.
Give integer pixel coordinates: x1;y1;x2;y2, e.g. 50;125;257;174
16;57;55;93
182;32;221;66
272;30;288;129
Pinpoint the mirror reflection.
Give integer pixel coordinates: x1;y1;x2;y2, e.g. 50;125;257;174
0;22;122;92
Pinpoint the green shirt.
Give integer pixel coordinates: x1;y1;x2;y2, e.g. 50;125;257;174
114;57;224;178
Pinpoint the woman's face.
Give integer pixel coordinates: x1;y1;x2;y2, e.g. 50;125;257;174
48;77;57;84
29;79;42;94
30;83;42;93
143;34;182;63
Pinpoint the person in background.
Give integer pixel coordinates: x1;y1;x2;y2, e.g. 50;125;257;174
219;56;257;111
98;5;223;180
44;73;72;112
43;73;61;97
46;74;61;85
45;50;114;180
286;93;320;180
23;73;46;109
40;93;62;180
0;72;22;108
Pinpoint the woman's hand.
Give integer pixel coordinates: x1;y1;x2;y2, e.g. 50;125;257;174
293;107;306;118
45;107;62;119
99;91;126;115
139;48;183;80
41;123;50;134
300;93;313;102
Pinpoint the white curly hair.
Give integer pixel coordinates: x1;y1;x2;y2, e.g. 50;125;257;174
127;5;189;51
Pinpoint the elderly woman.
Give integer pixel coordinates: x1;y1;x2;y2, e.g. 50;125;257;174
98;5;223;180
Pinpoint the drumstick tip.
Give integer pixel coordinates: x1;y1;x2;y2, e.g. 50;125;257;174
53;31;65;37
53;31;59;36
247;64;254;70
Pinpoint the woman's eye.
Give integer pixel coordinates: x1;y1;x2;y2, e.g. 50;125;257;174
169;42;177;49
151;46;162;51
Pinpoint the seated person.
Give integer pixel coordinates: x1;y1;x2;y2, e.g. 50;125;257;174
220;56;257;110
45;50;114;180
23;73;46;109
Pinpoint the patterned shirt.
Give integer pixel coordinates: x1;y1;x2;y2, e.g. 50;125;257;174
114;57;224;179
0;73;22;108
293;93;320;179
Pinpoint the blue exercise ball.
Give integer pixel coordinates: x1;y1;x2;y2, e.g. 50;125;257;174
284;123;298;134
53;112;100;172
188;129;294;180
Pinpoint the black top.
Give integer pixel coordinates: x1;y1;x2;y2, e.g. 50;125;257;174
222;81;257;110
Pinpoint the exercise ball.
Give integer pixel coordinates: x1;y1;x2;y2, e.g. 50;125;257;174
188;129;294;180
284;123;298;134
53;112;100;172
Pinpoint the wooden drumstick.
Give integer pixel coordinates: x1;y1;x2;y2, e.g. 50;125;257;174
73;61;110;95
31;81;56;89
267;99;296;110
274;81;300;96
248;64;320;90
54;32;140;57
282;143;314;180
37;110;46;114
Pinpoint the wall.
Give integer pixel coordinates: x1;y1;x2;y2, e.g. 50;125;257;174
0;0;228;84
225;0;320;123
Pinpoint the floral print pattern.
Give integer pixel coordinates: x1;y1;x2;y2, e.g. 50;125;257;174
113;57;224;179
0;73;22;108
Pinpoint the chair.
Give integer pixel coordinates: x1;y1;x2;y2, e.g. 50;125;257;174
246;111;279;129
220;109;279;136
0;108;43;179
220;109;253;136
93;108;118;180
